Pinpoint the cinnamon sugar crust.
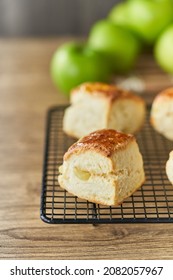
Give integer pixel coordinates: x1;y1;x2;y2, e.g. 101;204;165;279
154;87;173;101
71;82;144;103
64;129;135;160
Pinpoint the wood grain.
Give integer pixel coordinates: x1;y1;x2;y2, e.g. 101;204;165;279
0;38;173;260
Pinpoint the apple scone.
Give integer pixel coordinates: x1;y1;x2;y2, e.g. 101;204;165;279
150;88;173;140
63;82;146;139
58;129;145;206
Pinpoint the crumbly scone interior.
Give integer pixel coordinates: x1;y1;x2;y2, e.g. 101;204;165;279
63;93;108;138
58;141;145;206
58;151;116;205
108;99;145;134
151;98;173;140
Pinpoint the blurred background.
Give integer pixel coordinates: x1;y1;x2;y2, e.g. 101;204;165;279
0;0;120;37
1;0;173;97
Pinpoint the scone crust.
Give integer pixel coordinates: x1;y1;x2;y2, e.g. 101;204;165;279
116;179;145;206
153;87;173;102
64;129;135;160
71;82;145;104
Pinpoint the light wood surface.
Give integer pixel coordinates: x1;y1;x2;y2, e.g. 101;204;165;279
1;38;173;260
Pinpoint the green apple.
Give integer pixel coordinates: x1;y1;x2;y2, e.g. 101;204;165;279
108;2;129;29
108;1;142;43
124;0;173;45
88;19;140;73
50;42;111;95
154;24;173;73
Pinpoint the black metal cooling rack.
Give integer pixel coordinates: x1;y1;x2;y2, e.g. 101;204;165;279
40;105;173;224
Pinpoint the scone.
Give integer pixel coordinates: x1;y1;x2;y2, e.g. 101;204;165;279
150;88;173;140
166;151;173;184
58;129;145;206
63;82;146;139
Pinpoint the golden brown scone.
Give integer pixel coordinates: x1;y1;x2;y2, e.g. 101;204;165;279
63;82;146;139
58;129;145;206
150;88;173;140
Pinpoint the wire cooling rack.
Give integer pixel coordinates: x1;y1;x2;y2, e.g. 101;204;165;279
40;105;173;224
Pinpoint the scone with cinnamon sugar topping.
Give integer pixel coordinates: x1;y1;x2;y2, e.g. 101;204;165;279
150;88;173;140
63;82;146;139
58;129;145;206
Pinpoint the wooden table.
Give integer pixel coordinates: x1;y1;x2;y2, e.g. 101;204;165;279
1;38;173;260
